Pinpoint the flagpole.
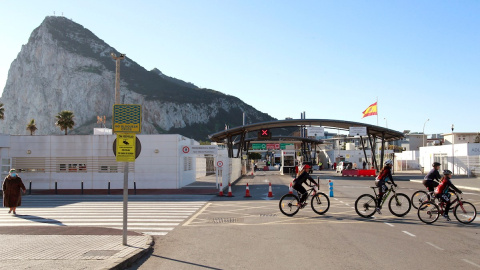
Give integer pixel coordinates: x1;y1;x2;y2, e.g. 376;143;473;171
376;97;378;126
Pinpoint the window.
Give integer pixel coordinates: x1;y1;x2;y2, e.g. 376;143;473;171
68;164;78;172
58;163;86;173
184;157;193;171
59;164;67;171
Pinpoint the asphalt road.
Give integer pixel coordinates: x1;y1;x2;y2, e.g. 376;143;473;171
129;171;480;270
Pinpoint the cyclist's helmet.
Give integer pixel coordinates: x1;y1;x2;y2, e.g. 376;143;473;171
432;162;441;167
384;159;393;166
443;169;452;175
303;164;311;170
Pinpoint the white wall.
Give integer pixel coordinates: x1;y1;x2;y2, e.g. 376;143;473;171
1;134;196;190
419;143;480;175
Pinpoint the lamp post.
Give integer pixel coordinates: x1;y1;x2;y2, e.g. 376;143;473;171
111;53;125;105
422;119;430;147
452;124;455;175
111;52;128;246
384;118;388;128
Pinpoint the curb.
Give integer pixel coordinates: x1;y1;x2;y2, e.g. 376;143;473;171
410;179;480;192
107;234;155;270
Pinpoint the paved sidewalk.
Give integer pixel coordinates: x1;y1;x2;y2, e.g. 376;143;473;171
0;226;153;270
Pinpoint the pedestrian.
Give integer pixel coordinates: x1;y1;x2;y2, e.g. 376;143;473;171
333;162;337;171
362;161;366;170
318;161;323;170
2;169;26;215
327;161;330;169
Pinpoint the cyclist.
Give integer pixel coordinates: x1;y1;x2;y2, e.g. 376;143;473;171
293;164;318;207
375;159;397;214
434;170;462;221
423;162;441;193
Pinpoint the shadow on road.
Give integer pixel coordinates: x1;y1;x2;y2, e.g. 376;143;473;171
14;214;65;226
128;249;222;270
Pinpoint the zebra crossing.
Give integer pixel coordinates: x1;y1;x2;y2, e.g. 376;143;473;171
0;195;211;236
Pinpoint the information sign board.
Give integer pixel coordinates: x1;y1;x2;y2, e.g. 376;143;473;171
113;104;142;133
116;133;136;162
180;145;218;155
307;127;325;137
349;127;367;136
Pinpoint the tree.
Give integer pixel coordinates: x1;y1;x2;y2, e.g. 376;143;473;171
0;103;4;120
26;119;37;135
55;110;75;135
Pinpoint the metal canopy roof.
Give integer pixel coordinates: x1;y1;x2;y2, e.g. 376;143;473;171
238;136;323;144
209;119;404;142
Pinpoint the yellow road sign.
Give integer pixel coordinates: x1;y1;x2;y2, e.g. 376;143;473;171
113;104;142;133
116;133;136;162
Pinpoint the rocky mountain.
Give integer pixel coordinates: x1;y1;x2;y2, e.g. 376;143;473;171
1;16;275;140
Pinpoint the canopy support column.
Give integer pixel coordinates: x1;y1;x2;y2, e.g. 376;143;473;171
360;136;368;168
368;133;379;172
380;132;386;170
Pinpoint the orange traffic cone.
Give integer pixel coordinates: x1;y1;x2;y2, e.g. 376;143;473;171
244;183;252;197
288;182;293;194
218;183;224;197
227;183;234;197
268;182;273;197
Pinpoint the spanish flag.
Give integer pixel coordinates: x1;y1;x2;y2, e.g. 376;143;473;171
362;102;378;118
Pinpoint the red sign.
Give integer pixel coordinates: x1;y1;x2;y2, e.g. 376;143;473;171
217;161;224;167
266;144;280;150
182;146;190;153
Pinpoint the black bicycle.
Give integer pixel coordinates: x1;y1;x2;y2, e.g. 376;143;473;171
279;183;330;216
355;182;411;218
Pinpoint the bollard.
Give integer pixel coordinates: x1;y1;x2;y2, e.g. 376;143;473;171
134;181;137;195
108;181;111;195
328;179;334;197
29;181;32;195
55;181;58;194
81;181;84;195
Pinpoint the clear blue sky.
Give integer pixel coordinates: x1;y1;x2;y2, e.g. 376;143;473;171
1;1;478;135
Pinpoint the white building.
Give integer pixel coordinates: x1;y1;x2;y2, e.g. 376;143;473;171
419;143;480;176
0;134;241;190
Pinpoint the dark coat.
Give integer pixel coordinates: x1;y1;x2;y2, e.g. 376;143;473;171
3;176;26;207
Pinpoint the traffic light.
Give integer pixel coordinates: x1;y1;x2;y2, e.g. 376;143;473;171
258;129;272;140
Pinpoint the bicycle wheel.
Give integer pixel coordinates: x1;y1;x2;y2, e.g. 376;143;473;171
311;192;330;215
417;201;440;224
411;190;429;210
389;193;411;217
355;194;377;218
454;201;477;224
279;194;300;216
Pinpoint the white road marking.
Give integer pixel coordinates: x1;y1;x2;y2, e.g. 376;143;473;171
402;231;416;237
183;203;211;226
334;198;338;201
144;232;169;236
345;204;350;206
463;259;480;268
384;222;394;227
426;242;444;251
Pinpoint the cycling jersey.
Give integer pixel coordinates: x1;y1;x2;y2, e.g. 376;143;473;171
424;168;441;182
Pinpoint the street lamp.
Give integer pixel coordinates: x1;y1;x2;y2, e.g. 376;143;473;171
451;124;455;175
111;53;125;105
422;119;430;147
384;118;388;128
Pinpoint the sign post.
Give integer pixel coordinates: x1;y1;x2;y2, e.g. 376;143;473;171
113;104;142;246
